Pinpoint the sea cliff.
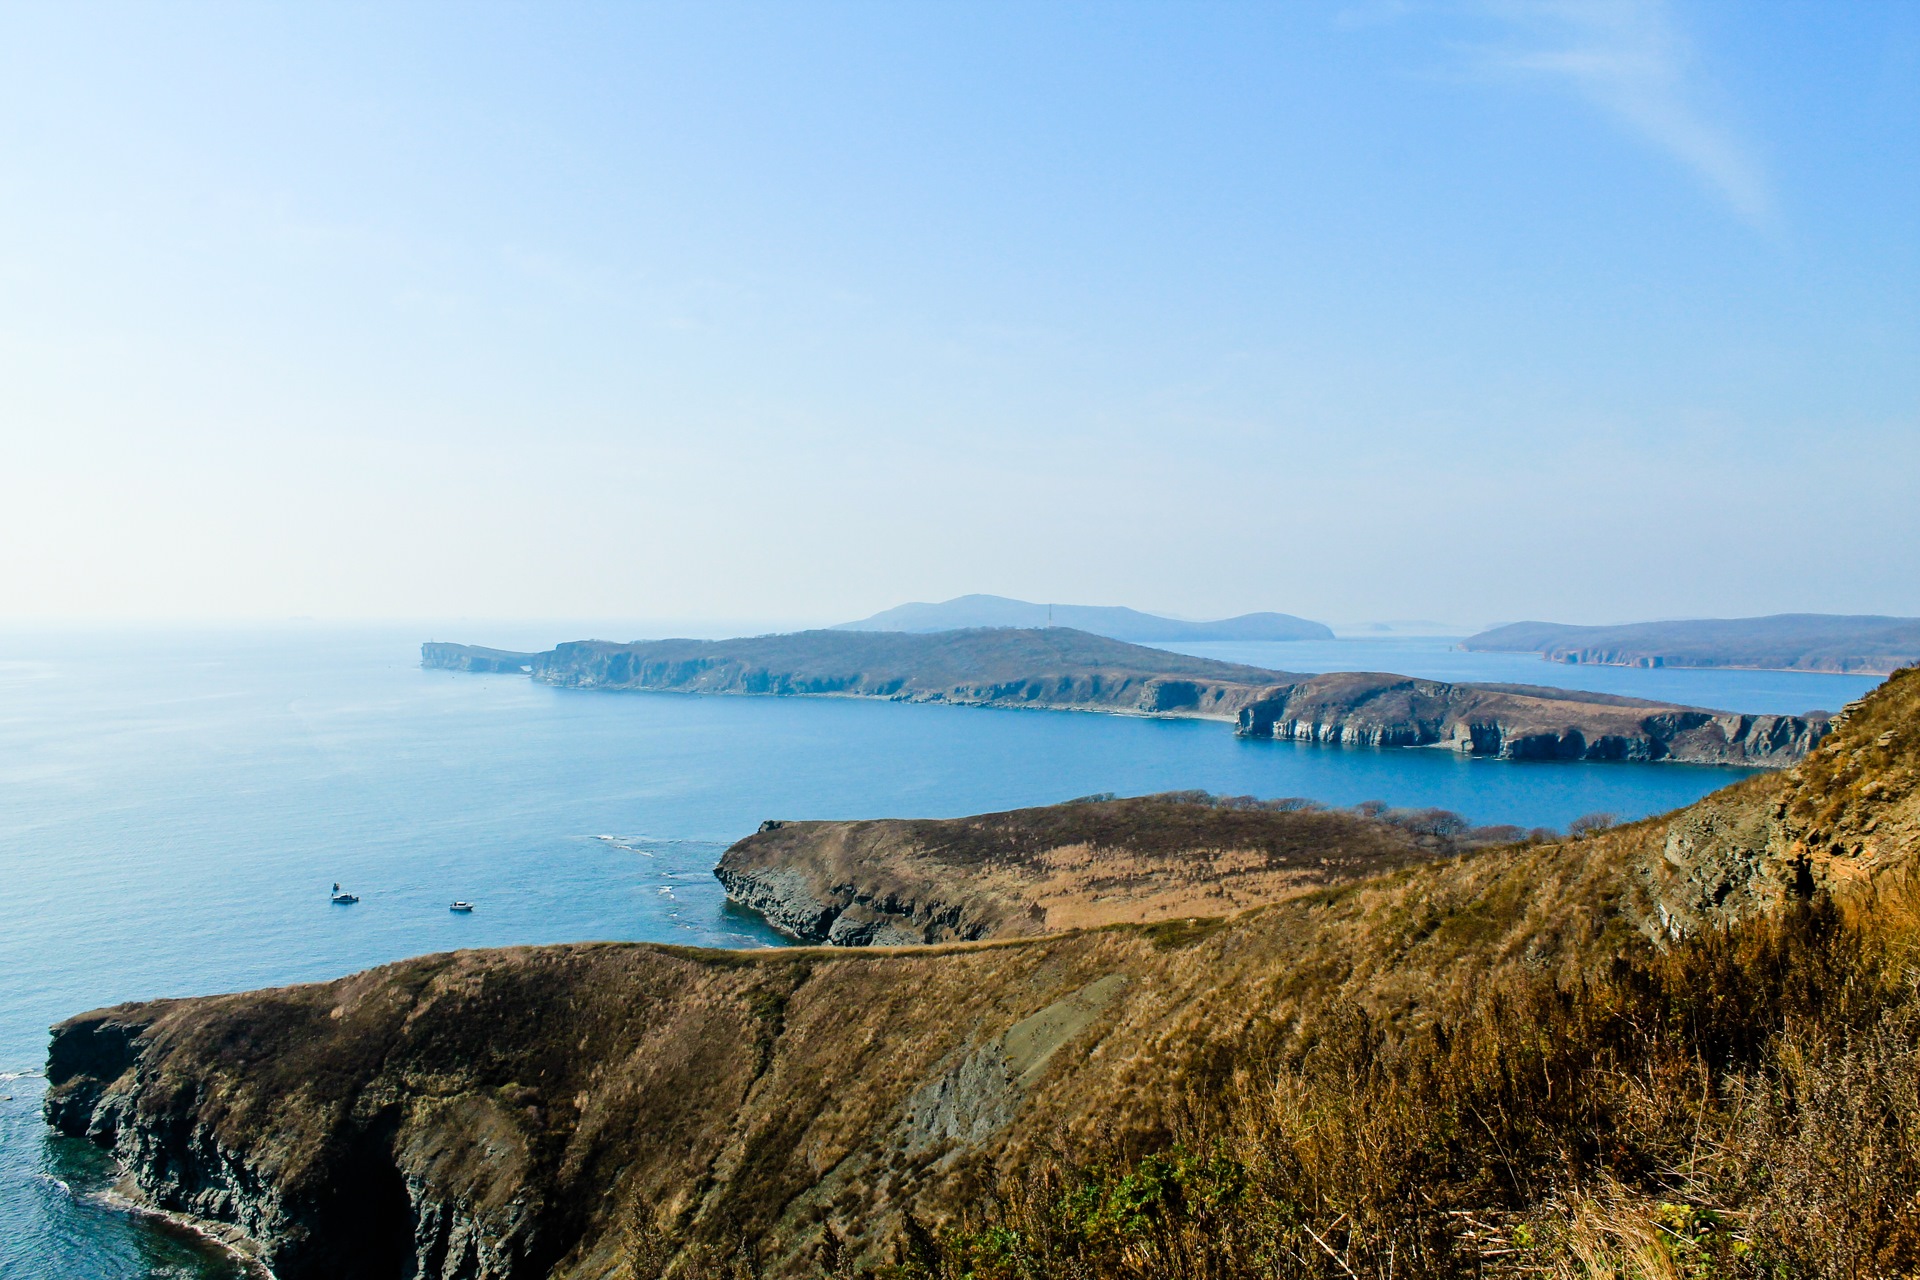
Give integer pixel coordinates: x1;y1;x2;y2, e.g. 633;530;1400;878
1234;671;1825;765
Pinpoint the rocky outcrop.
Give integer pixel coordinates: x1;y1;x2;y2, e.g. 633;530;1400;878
1234;671;1828;765
715;794;1482;946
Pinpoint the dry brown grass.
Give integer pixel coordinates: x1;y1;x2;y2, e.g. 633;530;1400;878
904;886;1920;1280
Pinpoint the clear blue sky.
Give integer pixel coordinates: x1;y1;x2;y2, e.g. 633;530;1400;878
1;1;1914;627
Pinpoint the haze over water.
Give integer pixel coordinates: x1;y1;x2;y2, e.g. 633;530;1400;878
0;626;1883;1277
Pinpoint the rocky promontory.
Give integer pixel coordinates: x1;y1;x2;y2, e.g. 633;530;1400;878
426;628;1833;765
714;792;1501;946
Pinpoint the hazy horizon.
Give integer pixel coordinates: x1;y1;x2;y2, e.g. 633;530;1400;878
2;2;1915;625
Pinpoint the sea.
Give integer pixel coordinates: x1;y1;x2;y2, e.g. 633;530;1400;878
0;624;1883;1278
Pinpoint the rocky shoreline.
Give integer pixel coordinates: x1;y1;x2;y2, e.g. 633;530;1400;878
425;630;1834;767
1234;672;1826;764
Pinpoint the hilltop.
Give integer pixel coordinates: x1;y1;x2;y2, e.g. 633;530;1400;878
832;594;1333;642
423;628;1829;765
44;669;1920;1279
1465;612;1920;675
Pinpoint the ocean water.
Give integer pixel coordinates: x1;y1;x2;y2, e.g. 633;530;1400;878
0;626;1884;1277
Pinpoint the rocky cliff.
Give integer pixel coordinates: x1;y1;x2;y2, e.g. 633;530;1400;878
46;669;1918;1278
714;793;1500;946
426;630;1830;765
1234;671;1827;765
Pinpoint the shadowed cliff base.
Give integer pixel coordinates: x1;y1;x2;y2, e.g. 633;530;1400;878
423;628;1831;766
46;668;1920;1278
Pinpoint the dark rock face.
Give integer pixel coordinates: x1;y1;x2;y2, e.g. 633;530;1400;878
1234;672;1828;766
44;993;537;1280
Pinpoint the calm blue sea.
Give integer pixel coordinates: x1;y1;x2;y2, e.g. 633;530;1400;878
0;626;1882;1278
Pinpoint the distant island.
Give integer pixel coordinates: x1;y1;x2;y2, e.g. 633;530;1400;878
1465;613;1920;675
423;627;1827;765
833;593;1333;642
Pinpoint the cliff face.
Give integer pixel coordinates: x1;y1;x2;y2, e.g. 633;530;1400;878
1234;671;1827;765
43;672;1920;1278
714;795;1481;946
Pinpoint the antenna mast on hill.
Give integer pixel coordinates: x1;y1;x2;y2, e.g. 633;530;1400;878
1048;602;1053;627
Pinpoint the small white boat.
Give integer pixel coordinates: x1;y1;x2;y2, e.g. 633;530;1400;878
330;882;360;905
449;901;475;913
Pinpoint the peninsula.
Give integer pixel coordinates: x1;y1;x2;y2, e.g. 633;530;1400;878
423;627;1830;764
1464;612;1920;675
714;791;1518;946
45;668;1920;1278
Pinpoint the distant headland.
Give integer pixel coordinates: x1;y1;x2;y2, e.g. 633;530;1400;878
1465;613;1920;675
423;627;1828;766
832;593;1333;642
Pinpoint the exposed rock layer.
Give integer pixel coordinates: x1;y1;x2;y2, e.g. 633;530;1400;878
46;670;1920;1278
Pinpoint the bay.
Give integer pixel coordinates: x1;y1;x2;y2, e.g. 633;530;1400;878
0;625;1883;1277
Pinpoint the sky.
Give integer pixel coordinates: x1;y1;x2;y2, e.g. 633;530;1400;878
0;1;1915;630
